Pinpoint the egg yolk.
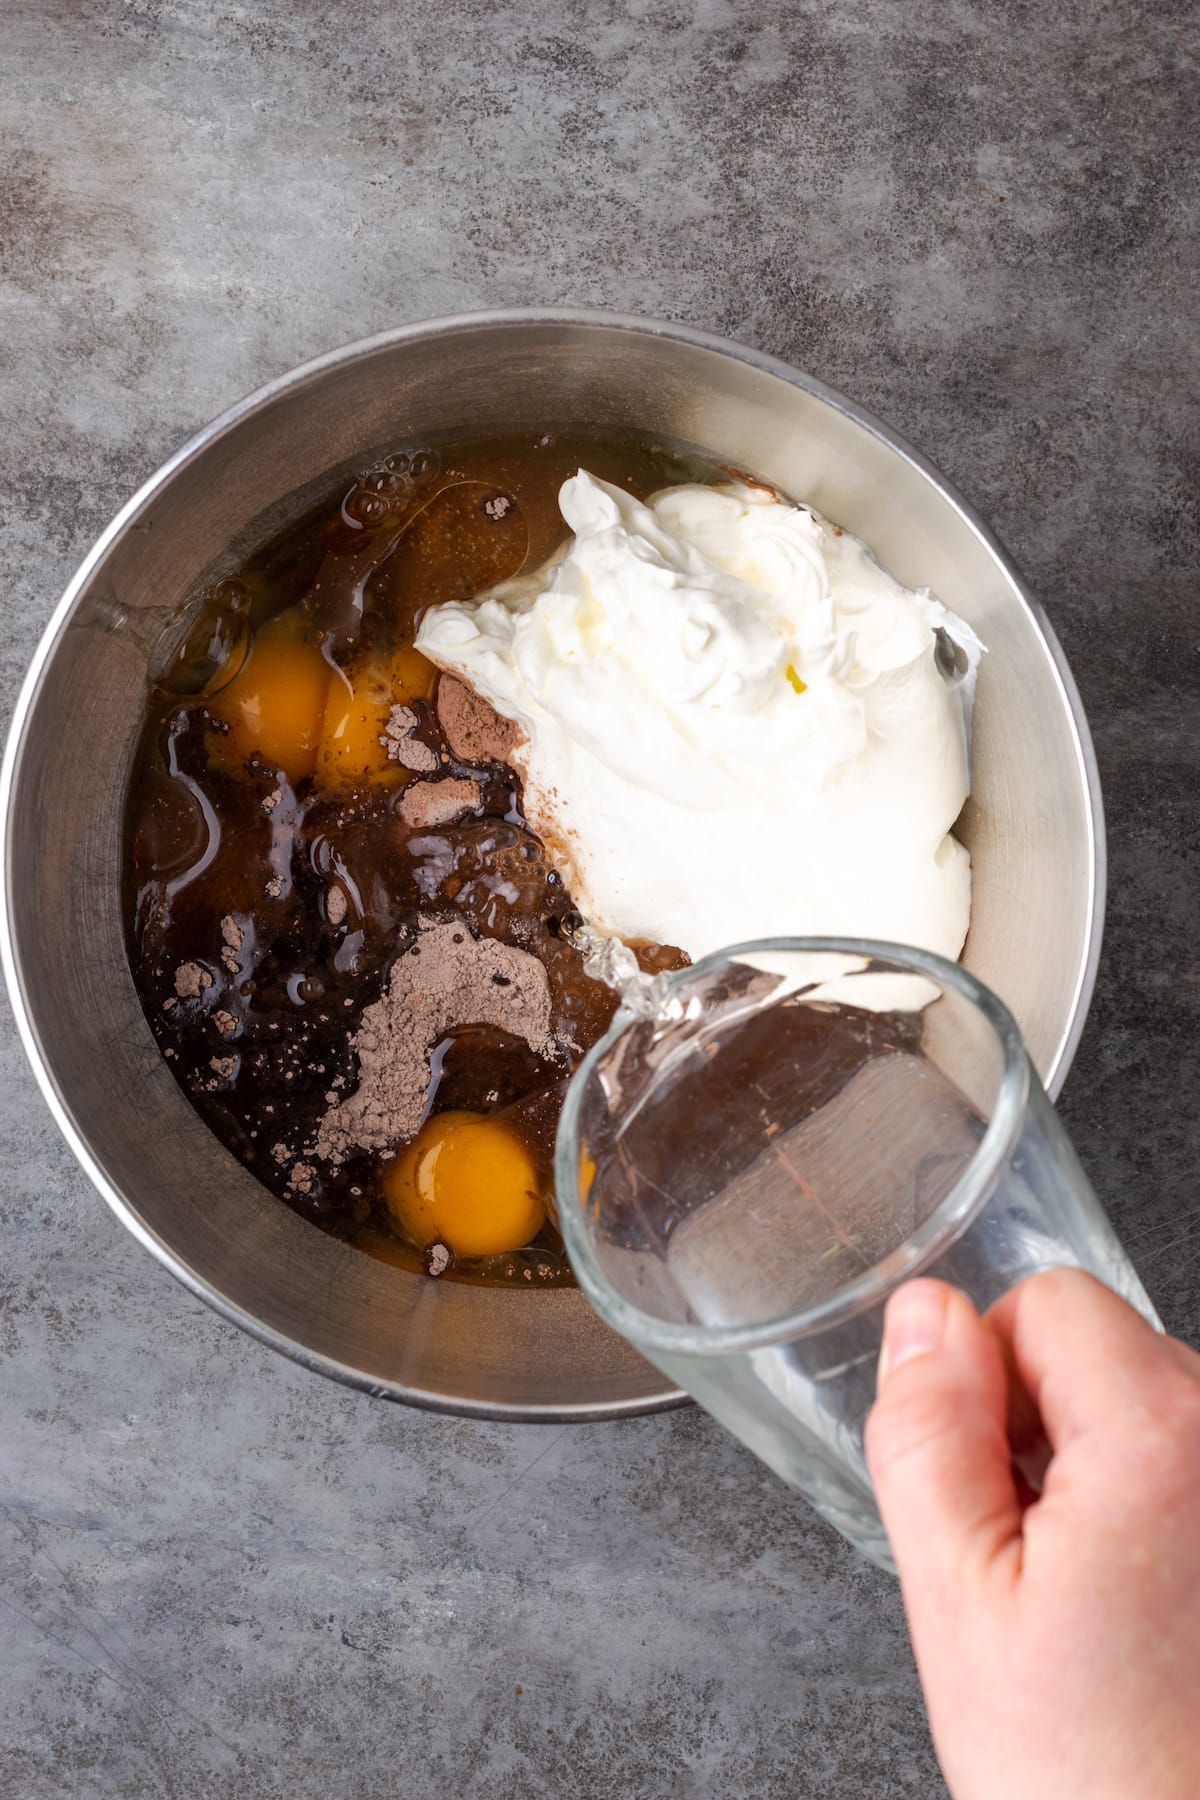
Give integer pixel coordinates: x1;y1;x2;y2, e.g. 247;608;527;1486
207;608;332;783
390;644;437;706
316;659;397;788
315;646;440;788
381;1110;546;1259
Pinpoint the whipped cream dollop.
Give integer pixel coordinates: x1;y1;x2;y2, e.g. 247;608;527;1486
415;472;983;965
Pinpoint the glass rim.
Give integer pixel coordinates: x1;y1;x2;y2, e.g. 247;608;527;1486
554;936;1032;1357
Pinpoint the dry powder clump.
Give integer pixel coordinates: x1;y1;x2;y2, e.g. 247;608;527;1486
313;916;554;1166
382;705;439;772
399;776;482;830
220;914;244;973
174;961;213;999
436;676;523;765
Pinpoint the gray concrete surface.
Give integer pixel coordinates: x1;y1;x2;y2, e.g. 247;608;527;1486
1;2;1196;1795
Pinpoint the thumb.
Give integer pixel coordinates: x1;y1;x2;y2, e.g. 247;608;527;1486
865;1280;1021;1613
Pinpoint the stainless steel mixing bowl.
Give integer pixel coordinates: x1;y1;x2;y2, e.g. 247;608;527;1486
0;310;1104;1419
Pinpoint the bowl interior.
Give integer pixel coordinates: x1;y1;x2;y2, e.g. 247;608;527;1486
1;314;1101;1418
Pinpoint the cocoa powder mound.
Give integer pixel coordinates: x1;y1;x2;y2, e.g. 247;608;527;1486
312;916;555;1165
436;675;523;765
399;776;482;830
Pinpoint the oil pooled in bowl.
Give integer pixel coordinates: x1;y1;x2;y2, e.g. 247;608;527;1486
123;431;710;1286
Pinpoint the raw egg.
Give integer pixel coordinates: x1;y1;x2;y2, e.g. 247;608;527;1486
390;644;437;705
207;608;331;783
381;1110;546;1258
315;646;439;788
316;658;396;788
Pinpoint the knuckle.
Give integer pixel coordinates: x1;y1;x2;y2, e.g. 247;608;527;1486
1131;1402;1200;1493
1092;1395;1200;1531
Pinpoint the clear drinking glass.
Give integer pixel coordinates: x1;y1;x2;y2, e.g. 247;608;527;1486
555;939;1158;1569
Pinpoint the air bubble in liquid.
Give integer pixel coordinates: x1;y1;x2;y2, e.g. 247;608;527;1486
156;595;252;697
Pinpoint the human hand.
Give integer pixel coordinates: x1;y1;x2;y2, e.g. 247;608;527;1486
864;1268;1200;1800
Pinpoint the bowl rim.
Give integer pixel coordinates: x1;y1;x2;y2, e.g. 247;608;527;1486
0;305;1106;1419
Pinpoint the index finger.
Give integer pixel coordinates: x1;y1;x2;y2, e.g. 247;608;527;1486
985;1267;1200;1453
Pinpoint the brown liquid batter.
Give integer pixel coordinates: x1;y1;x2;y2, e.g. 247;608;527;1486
124;431;712;1285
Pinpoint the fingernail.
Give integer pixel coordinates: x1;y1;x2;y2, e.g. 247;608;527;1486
878;1281;949;1387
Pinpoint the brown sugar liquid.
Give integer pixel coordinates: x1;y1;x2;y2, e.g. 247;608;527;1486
123;430;720;1286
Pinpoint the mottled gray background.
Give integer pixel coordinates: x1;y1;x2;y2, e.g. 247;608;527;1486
2;2;1196;1795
